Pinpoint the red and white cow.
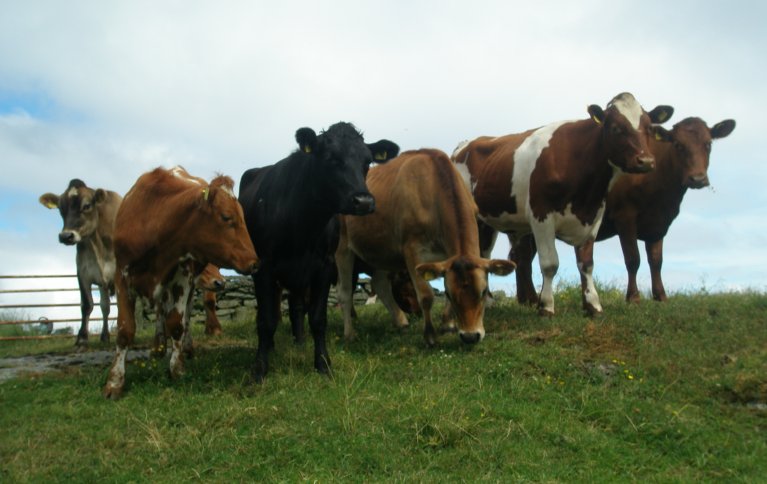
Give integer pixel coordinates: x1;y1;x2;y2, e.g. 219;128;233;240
103;166;259;400
452;93;673;315
336;149;515;346
40;180;123;346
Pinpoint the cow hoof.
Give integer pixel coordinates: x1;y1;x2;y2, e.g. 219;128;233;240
344;330;358;342
100;333;110;344
315;357;332;376
424;335;437;348
439;324;457;335
583;305;603;318
537;308;555;317
205;327;223;336
75;338;88;348
626;293;641;304
293;335;306;346
102;384;124;401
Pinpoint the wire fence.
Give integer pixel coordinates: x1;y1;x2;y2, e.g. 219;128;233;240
0;274;115;341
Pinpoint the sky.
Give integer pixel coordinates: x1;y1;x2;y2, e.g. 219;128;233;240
1;1;765;326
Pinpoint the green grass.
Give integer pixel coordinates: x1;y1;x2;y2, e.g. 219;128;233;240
1;286;765;482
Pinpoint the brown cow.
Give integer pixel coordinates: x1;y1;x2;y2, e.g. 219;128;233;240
103;166;259;400
40;180;123;346
452;93;673;316
336;149;516;346
582;116;736;302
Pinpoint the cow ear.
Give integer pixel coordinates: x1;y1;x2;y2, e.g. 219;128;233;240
93;189;106;204
710;119;736;139
647;105;674;124
484;259;516;276
587;105;605;125
415;262;446;282
295;127;317;154
651;125;673;143
367;140;399;163
39;193;60;209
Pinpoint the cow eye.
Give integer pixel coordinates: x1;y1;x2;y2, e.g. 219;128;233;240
221;214;233;223
610;125;622;135
81;202;92;211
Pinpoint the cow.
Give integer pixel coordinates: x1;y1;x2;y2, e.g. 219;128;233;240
39;180;123;346
151;263;226;358
336;149;516;346
103;166;259;400
239;122;398;382
452;93;673;316
582;116;737;303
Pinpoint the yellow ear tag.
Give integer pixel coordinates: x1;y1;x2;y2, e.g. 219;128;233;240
422;271;436;281
45;201;57;209
202;187;209;201
591;115;602;125
304;145;312;153
374;151;387;161
655;132;663;141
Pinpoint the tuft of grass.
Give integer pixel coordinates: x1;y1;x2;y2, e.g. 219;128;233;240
0;285;765;481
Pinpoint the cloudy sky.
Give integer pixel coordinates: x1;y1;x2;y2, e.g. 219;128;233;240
1;1;764;323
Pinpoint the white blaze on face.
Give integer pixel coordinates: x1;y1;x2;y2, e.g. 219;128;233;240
608;93;643;130
221;185;235;199
67;187;79;198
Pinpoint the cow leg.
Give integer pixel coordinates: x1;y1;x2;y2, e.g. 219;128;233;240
646;239;668;302
371;270;410;331
103;270;135;400
478;219;499;259
75;274;94;347
511;234;539;305
307;268;333;376
336;246;359;341
203;290;222;336
531;224;558;316
98;284;111;343
618;227;642;303
166;269;194;380
252;273;279;383
152;307;168;357
182;287;197;359
288;291;306;344
575;240;603;316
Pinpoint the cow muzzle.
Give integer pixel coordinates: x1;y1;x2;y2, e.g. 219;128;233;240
58;231;79;245
350;193;376;215
459;330;484;345
631;155;655;173
685;174;710;189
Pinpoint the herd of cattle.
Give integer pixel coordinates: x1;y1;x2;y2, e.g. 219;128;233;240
38;92;735;399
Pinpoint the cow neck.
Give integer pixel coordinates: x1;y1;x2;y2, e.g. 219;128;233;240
647;139;689;203
570;121;617;219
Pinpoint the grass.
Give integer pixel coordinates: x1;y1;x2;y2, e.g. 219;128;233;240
1;285;765;482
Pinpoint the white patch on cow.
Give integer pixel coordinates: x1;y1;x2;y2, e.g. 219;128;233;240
152;283;163;301
451;140;470;161
106;346;127;390
67;187;79;198
221;185;236;199
608;93;642;130
171;166;202;185
169;338;185;378
453;161;475;193
577;259;603;313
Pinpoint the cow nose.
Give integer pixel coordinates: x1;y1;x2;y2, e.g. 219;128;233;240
59;232;76;245
351;193;375;214
687;174;709;188
459;331;482;345
248;260;261;274
213;279;226;291
636;155;655;172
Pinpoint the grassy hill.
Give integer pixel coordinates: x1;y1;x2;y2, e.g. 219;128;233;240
1;286;765;482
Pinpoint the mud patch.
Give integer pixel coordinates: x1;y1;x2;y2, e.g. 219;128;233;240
0;349;151;383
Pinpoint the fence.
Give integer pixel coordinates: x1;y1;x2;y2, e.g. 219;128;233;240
0;274;116;341
0;274;378;342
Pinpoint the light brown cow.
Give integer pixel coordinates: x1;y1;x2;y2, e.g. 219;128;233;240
103;166;259;400
40;180;123;346
453;93;672;316
336;149;516;346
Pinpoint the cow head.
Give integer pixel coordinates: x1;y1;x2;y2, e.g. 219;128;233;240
652;117;736;189
416;256;516;344
296;122;399;215
588;92;674;174
196;263;225;292
195;176;260;275
39;179;107;245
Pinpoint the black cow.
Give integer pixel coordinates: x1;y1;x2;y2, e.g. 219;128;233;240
239;122;398;382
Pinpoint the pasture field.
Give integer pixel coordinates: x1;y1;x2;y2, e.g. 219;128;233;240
1;286;766;482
